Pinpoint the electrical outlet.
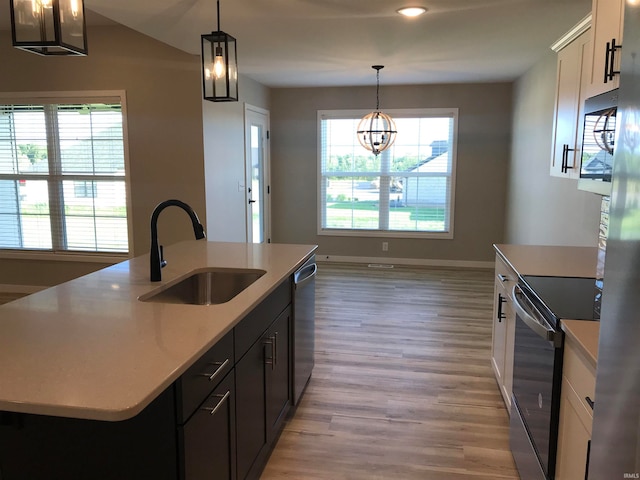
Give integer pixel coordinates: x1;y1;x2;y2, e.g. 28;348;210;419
382;242;389;251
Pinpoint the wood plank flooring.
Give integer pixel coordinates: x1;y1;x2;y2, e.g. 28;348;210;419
261;263;519;480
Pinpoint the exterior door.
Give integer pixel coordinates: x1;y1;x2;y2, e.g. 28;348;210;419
244;105;270;243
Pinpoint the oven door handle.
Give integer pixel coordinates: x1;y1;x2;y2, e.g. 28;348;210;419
512;285;562;347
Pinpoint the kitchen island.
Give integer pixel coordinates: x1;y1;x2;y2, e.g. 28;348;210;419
0;240;316;480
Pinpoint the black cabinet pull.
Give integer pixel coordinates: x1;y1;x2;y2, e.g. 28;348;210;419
604;38;622;83
561;144;576;173
585;396;595;410
585;439;591;480
497;293;506;322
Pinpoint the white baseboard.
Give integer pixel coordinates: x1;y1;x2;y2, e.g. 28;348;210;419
315;254;493;269
0;284;47;294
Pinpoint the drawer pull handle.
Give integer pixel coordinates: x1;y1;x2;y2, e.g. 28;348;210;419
497;274;509;282
202;391;231;416
585;396;595;410
199;358;230;381
264;337;275;369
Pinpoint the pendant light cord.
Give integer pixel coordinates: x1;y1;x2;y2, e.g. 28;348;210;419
217;0;221;32
376;68;380;111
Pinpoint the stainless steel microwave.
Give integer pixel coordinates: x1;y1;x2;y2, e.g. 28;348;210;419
578;89;618;196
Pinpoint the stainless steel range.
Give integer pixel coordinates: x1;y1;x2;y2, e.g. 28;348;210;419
509;275;599;480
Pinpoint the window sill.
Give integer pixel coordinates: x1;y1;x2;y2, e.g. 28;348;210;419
317;228;454;240
0;250;130;264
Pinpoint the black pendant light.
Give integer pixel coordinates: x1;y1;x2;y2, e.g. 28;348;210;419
357;65;397;156
201;0;238;102
10;0;87;56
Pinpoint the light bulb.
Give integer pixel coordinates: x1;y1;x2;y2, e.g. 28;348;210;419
71;0;79;18
213;52;226;79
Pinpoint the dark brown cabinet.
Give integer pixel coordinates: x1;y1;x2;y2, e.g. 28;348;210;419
179;372;236;480
235;280;292;480
0;279;294;480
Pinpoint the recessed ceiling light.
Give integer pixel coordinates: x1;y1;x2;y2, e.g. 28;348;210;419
397;6;427;17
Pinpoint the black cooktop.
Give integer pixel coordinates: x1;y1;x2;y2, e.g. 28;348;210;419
520;275;599;324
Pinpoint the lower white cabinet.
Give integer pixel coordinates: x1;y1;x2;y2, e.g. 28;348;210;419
555;340;596;479
491;254;516;411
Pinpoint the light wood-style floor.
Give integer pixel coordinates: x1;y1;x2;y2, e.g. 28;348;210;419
261;263;519;480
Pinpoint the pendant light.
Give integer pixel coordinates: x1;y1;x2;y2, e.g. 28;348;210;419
201;0;238;102
357;65;397;156
10;0;87;56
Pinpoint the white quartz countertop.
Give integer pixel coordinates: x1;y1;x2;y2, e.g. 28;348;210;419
0;241;316;421
494;244;599;278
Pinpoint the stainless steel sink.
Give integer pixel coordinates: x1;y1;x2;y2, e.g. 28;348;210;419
139;268;266;305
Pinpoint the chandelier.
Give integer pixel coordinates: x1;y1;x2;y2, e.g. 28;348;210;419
357;65;397;156
201;0;238;102
10;0;87;56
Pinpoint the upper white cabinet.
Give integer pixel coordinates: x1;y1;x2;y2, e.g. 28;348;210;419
585;0;624;97
550;19;592;179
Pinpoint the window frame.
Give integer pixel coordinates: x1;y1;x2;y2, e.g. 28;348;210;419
317;108;458;239
0;90;134;261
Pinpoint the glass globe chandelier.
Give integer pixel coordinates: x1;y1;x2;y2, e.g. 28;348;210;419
357;65;397;156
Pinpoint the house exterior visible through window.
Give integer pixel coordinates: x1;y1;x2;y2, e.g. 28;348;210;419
0;93;131;254
318;108;458;238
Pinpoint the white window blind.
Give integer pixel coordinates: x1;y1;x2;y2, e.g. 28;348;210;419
0;99;130;254
318;109;458;238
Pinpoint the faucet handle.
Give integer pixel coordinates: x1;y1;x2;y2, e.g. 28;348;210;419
160;245;167;268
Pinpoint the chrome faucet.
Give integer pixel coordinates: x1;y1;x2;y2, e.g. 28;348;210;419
150;199;206;282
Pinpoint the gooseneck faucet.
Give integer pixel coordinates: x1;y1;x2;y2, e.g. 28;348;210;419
150;199;206;282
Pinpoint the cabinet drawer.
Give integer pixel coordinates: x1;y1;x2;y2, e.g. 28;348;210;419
235;280;292;362
495;255;517;300
176;330;234;423
563;340;596;419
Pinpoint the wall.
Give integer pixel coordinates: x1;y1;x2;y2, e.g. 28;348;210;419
0;25;207;286
203;76;270;242
270;83;512;264
506;51;601;246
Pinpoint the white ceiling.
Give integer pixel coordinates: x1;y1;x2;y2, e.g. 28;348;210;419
3;0;592;88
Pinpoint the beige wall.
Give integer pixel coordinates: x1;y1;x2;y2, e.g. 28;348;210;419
270;83;512;263
0;25;207;286
506;51;601;246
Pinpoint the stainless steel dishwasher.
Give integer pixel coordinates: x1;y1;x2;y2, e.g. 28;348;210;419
292;255;316;405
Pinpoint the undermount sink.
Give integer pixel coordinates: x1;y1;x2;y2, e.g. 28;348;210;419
139;268;266;305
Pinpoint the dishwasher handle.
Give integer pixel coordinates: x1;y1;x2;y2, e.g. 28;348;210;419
512;285;562;347
294;262;317;286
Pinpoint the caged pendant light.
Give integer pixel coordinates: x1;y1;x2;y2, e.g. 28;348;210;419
357;65;397;156
201;0;238;102
10;0;87;56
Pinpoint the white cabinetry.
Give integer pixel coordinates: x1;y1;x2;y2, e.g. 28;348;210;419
555;339;596;479
586;0;624;98
491;254;516;412
550;21;591;178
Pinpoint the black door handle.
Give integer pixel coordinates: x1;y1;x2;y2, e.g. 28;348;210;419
248;199;256;204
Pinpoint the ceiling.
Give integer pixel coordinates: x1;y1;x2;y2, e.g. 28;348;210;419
2;0;592;88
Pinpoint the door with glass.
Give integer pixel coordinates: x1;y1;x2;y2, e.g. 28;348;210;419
244;105;270;244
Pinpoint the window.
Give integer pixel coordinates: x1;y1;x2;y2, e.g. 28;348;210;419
318;108;458;238
0;94;130;254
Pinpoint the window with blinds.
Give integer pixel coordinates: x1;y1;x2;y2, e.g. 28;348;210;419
0;97;130;254
318;109;458;238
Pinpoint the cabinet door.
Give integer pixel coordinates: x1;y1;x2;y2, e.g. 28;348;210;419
181;372;236;480
235;334;268;480
555;378;592;479
265;306;291;443
491;282;508;386
587;0;624;97
551;30;591;178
